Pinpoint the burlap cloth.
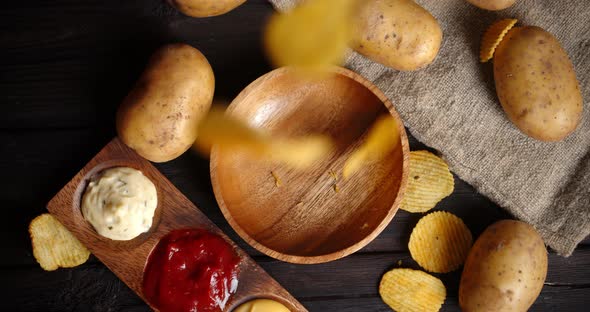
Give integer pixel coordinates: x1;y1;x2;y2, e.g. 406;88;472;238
268;0;590;256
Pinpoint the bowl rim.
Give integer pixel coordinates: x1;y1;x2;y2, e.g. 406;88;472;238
210;66;410;264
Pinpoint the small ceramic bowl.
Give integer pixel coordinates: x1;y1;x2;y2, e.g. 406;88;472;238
211;67;409;264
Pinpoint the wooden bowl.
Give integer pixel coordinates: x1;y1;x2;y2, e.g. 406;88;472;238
211;67;409;264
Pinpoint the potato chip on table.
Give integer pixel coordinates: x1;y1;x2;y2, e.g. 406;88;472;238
480;19;517;62
401;150;454;213
409;211;473;273
29;214;90;271
379;268;446;312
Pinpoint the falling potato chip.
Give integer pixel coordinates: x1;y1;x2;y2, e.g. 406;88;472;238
264;0;357;72
408;211;473;273
29;214;90;271
195;107;333;168
379;268;446;312
480;19;518;62
195;106;268;154
269;135;333;167
400;150;454;213
343;114;400;178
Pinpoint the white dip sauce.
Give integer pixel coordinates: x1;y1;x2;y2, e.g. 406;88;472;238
81;167;157;240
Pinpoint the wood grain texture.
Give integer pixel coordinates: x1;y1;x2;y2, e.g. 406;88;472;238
1;0;589;311
4;248;589;311
1;129;588;311
211;67;410;264
0;0;273;130
2;129;587;264
46;138;306;312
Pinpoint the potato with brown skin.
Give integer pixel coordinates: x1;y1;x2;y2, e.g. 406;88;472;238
167;0;246;18
494;26;583;141
459;220;548;312
465;0;516;11
352;0;442;71
117;43;214;162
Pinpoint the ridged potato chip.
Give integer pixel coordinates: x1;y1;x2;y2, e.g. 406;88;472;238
409;211;473;273
195;107;333;168
343;114;400;178
480;19;518;62
400;150;454;213
264;0;357;72
29;214;90;271
379;268;446;312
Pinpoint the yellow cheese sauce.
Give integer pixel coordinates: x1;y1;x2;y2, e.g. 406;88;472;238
233;299;290;312
81;167;157;240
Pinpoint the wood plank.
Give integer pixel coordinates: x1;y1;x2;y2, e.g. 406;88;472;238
4;264;147;312
300;285;590;312
0;0;274;129
0;130;115;267
2;0;589;311
2;0;588;257
4;249;589;311
1;130;588;267
256;250;590;299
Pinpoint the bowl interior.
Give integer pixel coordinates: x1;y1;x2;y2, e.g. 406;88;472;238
211;68;407;263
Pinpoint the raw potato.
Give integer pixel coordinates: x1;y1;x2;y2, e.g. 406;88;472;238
465;0;516;11
117;43;214;162
459;220;548;312
167;0;246;17
494;26;583;141
352;0;442;71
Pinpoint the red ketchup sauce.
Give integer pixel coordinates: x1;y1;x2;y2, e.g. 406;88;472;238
143;229;241;312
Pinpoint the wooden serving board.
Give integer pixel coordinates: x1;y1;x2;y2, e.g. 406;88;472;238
46;138;307;312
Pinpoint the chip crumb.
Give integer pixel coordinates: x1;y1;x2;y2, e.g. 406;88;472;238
397;260;402;266
361;223;369;230
271;171;282;187
333;184;340;193
329;170;338;180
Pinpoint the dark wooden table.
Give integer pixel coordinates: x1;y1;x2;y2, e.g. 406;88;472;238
2;1;588;311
